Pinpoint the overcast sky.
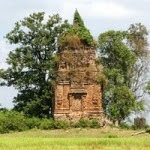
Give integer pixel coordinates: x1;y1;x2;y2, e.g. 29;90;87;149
0;0;150;109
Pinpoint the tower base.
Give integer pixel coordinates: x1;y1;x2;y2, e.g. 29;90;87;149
54;111;104;122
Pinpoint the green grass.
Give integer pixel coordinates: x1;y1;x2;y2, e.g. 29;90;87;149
0;128;150;150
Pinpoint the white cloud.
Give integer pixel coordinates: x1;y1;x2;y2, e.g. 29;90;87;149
90;1;135;18
60;0;136;21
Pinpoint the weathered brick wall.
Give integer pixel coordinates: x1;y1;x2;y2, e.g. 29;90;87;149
54;47;103;121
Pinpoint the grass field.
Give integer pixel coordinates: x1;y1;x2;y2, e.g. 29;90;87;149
0;127;150;150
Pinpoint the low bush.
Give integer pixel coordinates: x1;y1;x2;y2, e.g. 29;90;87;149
74;119;101;128
0;111;103;134
134;117;146;129
120;122;130;129
74;119;90;128
132;118;149;130
54;120;70;129
26;117;41;129
146;128;150;133
0;111;28;133
89;119;100;128
39;119;54;130
107;134;118;138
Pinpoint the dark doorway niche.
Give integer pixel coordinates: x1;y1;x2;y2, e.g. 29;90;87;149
72;93;86;99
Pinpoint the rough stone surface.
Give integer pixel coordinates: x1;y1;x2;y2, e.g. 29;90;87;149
53;47;103;122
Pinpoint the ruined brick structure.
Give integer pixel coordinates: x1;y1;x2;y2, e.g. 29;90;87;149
53;47;103;121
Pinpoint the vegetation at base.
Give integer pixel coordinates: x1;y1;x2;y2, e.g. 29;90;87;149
119;121;149;130
74;118;100;128
134;117;146;129
1;110;149;134
0;110;28;133
0;110;103;134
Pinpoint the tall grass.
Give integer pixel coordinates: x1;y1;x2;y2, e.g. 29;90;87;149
0;137;150;150
0;129;150;150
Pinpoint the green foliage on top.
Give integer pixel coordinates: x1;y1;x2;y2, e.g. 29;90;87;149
73;9;84;27
59;10;95;48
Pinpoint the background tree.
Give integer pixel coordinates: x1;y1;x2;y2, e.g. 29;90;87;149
98;30;143;123
0;12;68;118
128;23;149;99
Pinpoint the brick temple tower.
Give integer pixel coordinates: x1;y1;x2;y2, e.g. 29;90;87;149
53;10;103;121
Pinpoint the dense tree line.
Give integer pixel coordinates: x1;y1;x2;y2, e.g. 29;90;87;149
0;11;149;124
